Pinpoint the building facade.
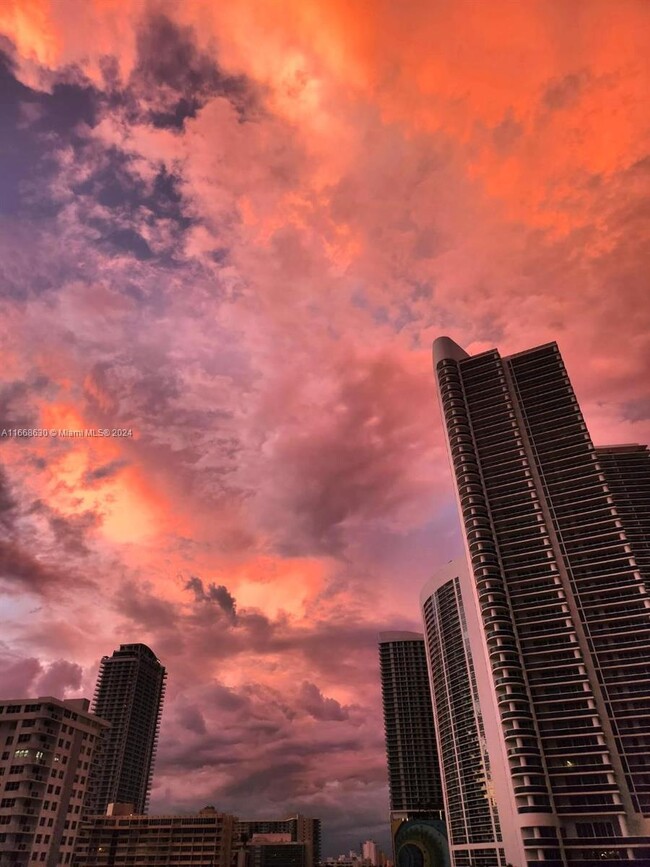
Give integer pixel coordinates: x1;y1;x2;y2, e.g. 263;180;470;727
378;633;444;819
421;561;506;867
246;837;309;867
88;645;166;816
378;633;448;867
0;697;108;867
361;841;378;865
433;336;650;865
72;805;234;867
595;444;650;579
237;816;320;867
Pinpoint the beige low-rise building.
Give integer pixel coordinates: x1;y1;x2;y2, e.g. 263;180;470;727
0;697;108;867
72;804;235;867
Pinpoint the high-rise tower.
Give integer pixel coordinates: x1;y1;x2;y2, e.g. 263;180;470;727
378;632;444;818
88;644;166;815
433;337;650;865
421;560;506;867
378;633;449;867
595;444;650;578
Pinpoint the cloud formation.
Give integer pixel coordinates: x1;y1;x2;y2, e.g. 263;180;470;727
1;0;649;855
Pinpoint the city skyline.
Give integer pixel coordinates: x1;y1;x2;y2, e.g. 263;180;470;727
1;0;650;857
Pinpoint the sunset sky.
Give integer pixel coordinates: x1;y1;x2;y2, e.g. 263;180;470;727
1;0;650;854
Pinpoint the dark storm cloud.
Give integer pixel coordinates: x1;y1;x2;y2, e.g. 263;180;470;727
103;226;152;260
48;13;261;265
84;356;183;426
220;762;307;801
0;377;51;429
131;13;260;128
72;149;193;261
297;682;350;722
46;510;100;556
157;678;371;779
176;703;207;736
24;497;101;558
207;584;237;618
115;578;387;695
152;673;388;854
117;581;179;632
82;459;128;486
0;34;199;264
0;539;74;593
0;45;99;218
205;682;248;712
0;466;98;593
620;398;650;423
0;468;66;593
186;576;238;619
542;70;590;111
0;466;18;526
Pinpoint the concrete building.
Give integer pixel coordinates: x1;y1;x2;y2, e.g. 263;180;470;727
237;816;320;867
378;633;449;867
88;644;166;816
595;444;650;579
378;633;444;819
433;336;650;865
72;804;235;867
0;697;108;867
361;840;388;866
361;840;378;865
421;561;507;867
246;835;309;867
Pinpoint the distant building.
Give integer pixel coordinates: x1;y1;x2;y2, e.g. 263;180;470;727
0;697;108;867
247;836;309;867
72;804;235;867
433;336;650;863
238;816;320;867
320;859;358;867
88;644;166;816
361;840;378;865
361;840;388;866
321;853;391;867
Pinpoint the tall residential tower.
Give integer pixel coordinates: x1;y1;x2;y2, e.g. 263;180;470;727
378;633;449;867
433;337;650;865
421;560;506;867
88;644;166;816
378;632;444;819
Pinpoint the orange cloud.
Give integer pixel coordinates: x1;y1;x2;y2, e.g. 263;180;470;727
36;404;162;545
